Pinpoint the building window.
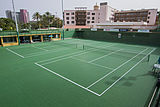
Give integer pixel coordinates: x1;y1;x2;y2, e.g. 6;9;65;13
87;21;90;24
91;21;94;23
71;17;74;19
67;21;69;24
148;12;151;15
71;21;74;24
92;17;95;20
148;16;150;19
87;17;90;19
71;12;74;15
92;13;95;15
87;12;90;15
147;21;149;23
66;13;70;15
66;17;69;20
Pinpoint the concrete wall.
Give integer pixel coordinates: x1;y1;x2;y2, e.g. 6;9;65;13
148;9;158;25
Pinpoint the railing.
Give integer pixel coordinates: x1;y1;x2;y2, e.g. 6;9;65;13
0;29;61;36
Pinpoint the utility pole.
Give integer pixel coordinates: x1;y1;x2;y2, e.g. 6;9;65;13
61;0;64;40
12;0;20;45
55;12;58;28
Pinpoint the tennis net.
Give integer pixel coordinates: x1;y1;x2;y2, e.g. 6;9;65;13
52;41;77;49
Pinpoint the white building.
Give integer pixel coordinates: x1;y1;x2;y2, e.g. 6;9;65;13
64;2;117;28
114;9;158;25
92;22;157;30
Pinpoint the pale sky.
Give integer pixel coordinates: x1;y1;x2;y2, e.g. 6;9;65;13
0;0;160;20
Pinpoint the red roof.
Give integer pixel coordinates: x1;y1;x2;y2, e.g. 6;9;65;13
64;25;91;29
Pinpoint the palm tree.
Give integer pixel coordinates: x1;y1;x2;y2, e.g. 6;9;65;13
56;18;62;28
32;12;41;29
45;12;51;17
44;12;56;29
32;12;41;21
45;12;52;29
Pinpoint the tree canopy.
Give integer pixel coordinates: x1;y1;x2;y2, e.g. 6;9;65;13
0;18;16;31
0;11;62;31
32;11;62;29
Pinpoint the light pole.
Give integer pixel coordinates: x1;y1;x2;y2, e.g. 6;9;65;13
61;0;64;40
158;12;160;30
12;0;20;45
55;12;58;28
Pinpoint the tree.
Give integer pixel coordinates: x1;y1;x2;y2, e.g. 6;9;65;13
55;17;62;28
0;18;16;31
32;11;63;29
21;23;30;29
32;12;41;29
32;12;41;21
44;12;55;28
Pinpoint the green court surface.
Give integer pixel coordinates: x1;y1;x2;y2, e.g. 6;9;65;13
0;38;159;107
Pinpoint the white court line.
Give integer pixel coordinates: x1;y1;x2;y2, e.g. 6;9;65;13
36;43;115;63
148;87;157;107
100;48;156;96
25;48;70;58
72;57;114;70
36;50;83;63
41;44;115;65
32;46;49;51
40;44;115;65
121;44;147;49
86;48;149;89
6;48;25;58
35;63;101;96
88;49;123;63
26;44;69;56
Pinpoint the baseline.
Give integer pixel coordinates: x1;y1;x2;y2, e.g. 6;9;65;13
86;48;149;89
35;63;101;96
99;48;156;96
6;48;25;58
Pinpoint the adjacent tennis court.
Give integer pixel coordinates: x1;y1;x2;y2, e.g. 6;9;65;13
0;38;159;107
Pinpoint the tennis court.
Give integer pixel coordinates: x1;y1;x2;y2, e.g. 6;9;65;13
0;38;159;107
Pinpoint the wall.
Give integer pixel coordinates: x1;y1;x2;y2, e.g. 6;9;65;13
73;30;160;46
148;9;158;25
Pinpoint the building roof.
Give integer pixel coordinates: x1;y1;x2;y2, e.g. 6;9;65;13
64;25;90;29
115;9;157;13
95;22;148;26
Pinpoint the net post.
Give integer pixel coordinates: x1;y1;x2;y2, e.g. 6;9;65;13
83;44;84;50
148;54;150;62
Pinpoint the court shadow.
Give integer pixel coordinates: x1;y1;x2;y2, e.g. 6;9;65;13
104;71;155;87
110;76;135;87
104;81;114;85
122;81;133;87
134;70;154;77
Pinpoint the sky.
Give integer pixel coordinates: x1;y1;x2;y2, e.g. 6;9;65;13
0;0;160;20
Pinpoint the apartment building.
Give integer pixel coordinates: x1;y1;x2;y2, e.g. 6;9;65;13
114;9;158;25
6;9;30;24
20;9;30;24
64;2;117;27
6;10;20;23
